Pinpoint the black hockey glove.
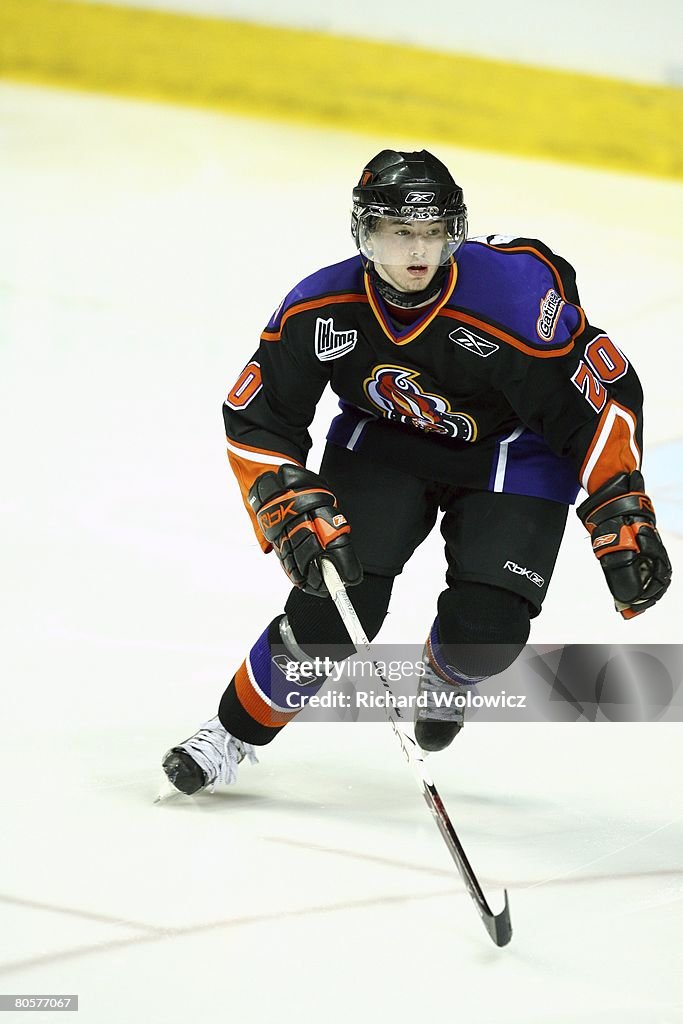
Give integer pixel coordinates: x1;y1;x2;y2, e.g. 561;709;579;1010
577;471;671;619
248;465;363;597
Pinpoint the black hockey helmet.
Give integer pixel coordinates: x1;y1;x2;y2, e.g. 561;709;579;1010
351;149;468;264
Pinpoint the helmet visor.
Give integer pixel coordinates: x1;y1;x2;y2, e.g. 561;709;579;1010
356;209;466;267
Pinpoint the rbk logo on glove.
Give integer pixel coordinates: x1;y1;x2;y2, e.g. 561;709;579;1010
257;497;299;531
249;465;362;597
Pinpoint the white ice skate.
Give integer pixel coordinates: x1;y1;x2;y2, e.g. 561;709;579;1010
414;660;471;753
161;717;258;795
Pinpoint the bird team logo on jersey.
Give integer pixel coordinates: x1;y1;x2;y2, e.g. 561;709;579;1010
449;327;499;358
364;365;478;441
536;289;565;341
314;317;357;361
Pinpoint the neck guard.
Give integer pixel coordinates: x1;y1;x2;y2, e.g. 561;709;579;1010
368;262;448;308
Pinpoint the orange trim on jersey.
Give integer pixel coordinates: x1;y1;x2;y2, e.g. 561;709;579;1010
364;260;458;345
579;399;641;493
261;293;368;342
234;661;297;728
226;435;303;463
225;436;303;553
438;307;579;358
227;448;273;552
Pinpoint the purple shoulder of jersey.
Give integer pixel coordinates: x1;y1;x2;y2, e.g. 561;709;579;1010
452;240;582;347
264;256;365;334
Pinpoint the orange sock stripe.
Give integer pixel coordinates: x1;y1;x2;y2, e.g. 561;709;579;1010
234;660;297;728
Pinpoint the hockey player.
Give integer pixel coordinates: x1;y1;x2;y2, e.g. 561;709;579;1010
162;149;671;794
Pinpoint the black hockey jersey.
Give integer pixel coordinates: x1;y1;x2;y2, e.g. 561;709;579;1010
223;237;643;550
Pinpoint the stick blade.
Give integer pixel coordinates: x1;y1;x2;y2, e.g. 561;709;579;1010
483;889;512;947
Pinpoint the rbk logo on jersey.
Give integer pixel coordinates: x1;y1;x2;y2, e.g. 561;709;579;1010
314;317;357;361
449;327;499;358
536;289;565;341
404;191;436;204
364;365;477;441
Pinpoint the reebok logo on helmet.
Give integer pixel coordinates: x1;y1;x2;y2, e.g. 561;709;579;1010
404;191;436;203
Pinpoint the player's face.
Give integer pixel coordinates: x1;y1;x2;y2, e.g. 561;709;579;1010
370;218;447;292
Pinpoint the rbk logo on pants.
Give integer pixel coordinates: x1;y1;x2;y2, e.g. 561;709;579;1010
504;560;544;587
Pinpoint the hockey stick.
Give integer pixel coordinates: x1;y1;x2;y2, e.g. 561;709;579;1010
320;558;512;947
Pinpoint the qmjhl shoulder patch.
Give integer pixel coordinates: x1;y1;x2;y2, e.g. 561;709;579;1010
315;317;357;361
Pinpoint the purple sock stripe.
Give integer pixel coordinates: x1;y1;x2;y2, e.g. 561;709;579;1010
248;621;327;709
427;618;480;687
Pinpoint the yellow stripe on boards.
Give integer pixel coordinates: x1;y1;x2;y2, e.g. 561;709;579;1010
1;0;681;179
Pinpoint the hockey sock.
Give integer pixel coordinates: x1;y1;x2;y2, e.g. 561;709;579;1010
218;615;335;745
425;618;487;687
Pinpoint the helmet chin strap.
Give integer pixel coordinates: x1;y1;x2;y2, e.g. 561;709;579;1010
368;262;448;309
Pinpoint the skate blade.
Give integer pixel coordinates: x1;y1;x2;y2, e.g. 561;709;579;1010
154;773;182;804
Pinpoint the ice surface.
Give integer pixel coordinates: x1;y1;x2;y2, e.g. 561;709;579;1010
0;83;681;1023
